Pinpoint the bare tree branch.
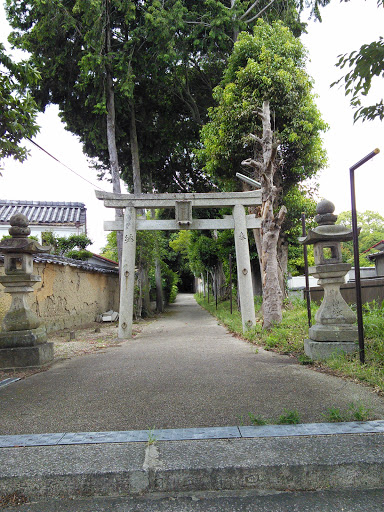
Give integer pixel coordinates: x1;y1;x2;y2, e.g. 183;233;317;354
244;0;275;24
249;133;263;145
241;158;263;170
276;205;287;227
185;21;211;27
239;0;261;20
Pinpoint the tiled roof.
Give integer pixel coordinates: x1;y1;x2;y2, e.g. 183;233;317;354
362;240;384;254
0;200;86;226
0;253;118;275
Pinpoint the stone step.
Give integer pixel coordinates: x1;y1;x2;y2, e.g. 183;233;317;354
3;489;384;512
1;426;384;503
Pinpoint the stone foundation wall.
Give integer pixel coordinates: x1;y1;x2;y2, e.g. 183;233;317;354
0;260;119;333
306;277;384;306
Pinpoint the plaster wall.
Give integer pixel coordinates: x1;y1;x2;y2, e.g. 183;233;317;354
0;261;119;333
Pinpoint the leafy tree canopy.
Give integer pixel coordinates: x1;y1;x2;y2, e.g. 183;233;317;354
41;232;93;260
5;0;326;192
337;210;384;265
200;19;327;196
0;42;40;165
332;0;384;122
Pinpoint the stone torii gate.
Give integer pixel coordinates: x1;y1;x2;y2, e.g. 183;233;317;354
96;190;262;338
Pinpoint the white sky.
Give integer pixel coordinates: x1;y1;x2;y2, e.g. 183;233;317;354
1;0;383;252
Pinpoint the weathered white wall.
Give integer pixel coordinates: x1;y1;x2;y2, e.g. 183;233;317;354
0;260;119;333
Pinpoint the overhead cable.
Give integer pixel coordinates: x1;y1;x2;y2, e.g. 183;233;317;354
26;136;106;191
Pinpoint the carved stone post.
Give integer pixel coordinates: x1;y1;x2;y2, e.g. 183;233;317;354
299;200;358;361
233;204;256;331
118;207;136;339
0;213;54;368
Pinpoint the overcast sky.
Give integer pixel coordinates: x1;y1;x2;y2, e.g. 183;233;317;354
1;1;383;252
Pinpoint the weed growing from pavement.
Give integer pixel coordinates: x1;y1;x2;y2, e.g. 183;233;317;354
248;413;268;426
277;409;301;425
244;402;373;426
147;427;157;445
322;402;372;423
195;294;384;394
322;407;345;423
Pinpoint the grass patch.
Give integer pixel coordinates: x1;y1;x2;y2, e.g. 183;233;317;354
195;294;384;394
322;402;372;422
244;403;370;426
277;408;301;425
195;294;316;357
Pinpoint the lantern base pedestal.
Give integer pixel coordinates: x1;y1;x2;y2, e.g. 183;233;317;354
309;324;358;343
304;339;357;361
0;326;47;349
0;342;54;369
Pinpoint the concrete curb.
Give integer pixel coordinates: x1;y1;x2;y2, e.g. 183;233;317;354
1;421;384;448
1;431;384;501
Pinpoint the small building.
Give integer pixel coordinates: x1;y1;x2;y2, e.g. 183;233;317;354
0;200;87;242
86;253;118;270
362;240;384;278
367;251;384;278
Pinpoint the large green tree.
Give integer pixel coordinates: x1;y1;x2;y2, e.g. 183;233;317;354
5;0;328;316
333;0;384;122
200;20;327;328
5;0;326;193
337;210;384;265
0;43;39;165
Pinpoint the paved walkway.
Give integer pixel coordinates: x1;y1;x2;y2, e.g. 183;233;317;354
1;294;384;435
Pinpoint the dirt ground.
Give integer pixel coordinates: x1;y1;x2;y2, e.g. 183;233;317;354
0;320;149;382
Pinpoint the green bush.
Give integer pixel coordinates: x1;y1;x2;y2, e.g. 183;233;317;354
65;249;93;261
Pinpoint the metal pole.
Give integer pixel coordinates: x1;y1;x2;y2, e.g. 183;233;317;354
349;148;380;364
301;213;312;328
229;254;233;314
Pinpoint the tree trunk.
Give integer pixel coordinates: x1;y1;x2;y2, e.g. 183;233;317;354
155;257;164;312
152;211;164;313
242;100;286;329
130;105;152;317
130;105;142;195
105;4;123;263
277;236;289;299
139;266;152;317
260;205;284;328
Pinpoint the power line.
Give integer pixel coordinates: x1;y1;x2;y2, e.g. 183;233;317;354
26;137;106;191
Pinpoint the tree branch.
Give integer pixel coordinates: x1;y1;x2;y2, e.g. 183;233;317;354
276;205;287;227
244;0;275;24
241;158;263;170
249;133;263;145
239;0;261;20
185;21;211;27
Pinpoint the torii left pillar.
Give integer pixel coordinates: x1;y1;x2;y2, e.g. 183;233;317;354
119;207;136;339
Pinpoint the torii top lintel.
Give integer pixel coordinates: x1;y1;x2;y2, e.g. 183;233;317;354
95;190;262;209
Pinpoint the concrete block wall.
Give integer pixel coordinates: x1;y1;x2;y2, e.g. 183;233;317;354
0;260;119;333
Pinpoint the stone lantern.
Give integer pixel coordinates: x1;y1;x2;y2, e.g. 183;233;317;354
0;213;53;368
299;200;358;361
